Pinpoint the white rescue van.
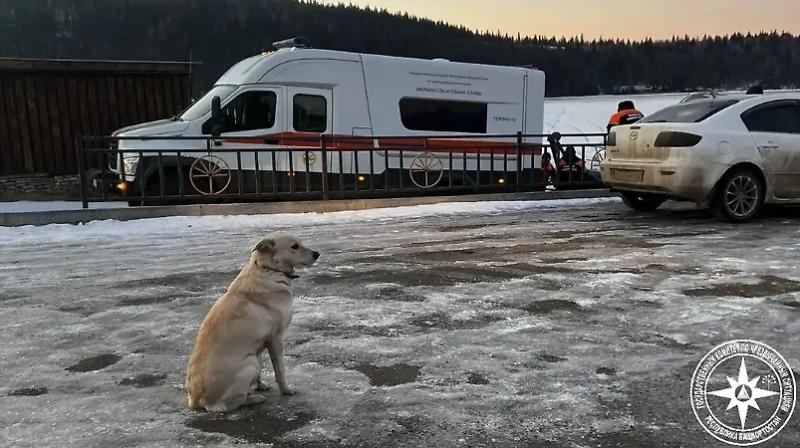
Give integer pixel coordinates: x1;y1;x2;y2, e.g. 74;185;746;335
111;38;546;194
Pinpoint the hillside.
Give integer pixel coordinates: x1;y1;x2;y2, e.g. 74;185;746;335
2;0;799;96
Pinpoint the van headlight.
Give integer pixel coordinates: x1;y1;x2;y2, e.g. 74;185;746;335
123;156;140;175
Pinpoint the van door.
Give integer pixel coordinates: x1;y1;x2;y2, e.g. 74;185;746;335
742;100;800;199
287;88;333;177
200;87;282;194
215;88;282;144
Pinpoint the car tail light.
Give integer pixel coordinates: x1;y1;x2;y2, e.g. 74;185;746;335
606;132;617;146
654;131;702;148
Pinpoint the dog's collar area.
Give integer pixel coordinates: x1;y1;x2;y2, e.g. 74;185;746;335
256;262;299;280
269;268;299;280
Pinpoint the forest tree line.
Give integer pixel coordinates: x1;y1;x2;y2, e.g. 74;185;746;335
2;0;799;97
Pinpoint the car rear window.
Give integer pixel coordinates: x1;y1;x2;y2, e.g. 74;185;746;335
640;99;739;124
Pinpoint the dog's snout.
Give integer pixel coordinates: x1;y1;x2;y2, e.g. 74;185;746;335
312;251;320;260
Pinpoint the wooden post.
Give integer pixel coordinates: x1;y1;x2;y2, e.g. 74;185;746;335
516;131;523;192
76;136;88;209
320;134;329;200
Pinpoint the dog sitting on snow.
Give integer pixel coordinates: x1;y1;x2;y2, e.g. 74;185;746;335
185;232;319;412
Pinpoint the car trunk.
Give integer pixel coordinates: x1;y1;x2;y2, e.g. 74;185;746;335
607;125;671;162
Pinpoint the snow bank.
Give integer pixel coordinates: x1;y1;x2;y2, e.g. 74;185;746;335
0;201;128;213
0;197;620;245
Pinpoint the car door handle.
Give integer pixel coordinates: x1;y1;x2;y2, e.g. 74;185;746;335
263;138;279;145
759;145;779;150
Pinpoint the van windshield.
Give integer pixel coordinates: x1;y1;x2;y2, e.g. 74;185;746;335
640;99;739;124
179;85;237;121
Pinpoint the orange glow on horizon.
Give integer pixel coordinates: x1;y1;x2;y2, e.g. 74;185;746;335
317;0;799;41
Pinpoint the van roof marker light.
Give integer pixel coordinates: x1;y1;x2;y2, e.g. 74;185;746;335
272;37;313;50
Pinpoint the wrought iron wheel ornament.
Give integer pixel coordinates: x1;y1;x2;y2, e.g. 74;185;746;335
189;155;231;195
409;152;444;188
590;148;606;172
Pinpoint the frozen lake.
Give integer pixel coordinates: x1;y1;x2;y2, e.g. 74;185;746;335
544;92;685;135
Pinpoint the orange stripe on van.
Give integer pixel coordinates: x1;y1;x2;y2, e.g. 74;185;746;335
222;132;543;155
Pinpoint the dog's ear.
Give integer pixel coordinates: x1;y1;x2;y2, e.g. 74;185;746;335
252;238;275;254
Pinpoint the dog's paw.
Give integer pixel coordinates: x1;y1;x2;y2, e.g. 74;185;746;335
243;393;268;406
279;384;298;395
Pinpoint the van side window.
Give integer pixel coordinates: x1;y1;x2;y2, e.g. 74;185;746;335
293;95;327;132
203;91;277;134
742;102;800;134
400;98;488;133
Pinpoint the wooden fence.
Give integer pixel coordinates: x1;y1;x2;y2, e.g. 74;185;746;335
0;58;193;176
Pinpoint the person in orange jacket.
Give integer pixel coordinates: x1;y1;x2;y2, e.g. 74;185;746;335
607;100;644;131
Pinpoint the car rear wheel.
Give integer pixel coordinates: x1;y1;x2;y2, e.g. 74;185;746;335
620;191;667;212
712;168;764;223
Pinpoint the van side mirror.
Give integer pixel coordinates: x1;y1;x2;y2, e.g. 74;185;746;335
207;96;223;137
211;96;221;118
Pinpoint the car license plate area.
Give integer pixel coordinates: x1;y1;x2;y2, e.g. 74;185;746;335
611;168;644;182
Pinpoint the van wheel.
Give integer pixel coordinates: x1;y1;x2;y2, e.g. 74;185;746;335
711;168;764;223
620;192;667;212
144;170;192;197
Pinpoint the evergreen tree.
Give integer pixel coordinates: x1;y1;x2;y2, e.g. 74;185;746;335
1;0;797;97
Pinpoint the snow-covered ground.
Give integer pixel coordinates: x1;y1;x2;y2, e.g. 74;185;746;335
1;199;799;447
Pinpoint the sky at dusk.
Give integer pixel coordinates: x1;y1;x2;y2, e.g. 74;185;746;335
318;0;800;40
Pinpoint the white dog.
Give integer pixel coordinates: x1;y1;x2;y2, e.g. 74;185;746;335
185;232;319;412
